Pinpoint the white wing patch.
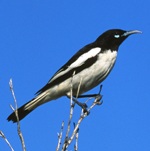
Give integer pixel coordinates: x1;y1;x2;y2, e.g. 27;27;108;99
70;47;101;68
49;47;101;83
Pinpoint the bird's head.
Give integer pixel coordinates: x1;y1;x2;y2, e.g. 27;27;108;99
95;29;142;50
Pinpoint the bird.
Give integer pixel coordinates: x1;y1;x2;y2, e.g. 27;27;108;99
7;29;141;123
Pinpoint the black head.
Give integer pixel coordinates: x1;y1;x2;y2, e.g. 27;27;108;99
95;29;141;50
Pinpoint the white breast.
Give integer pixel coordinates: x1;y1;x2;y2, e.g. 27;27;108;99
97;49;117;78
71;49;118;94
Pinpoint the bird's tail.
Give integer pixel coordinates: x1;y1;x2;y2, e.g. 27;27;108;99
7;92;48;123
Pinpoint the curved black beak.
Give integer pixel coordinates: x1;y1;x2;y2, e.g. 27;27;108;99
123;30;142;37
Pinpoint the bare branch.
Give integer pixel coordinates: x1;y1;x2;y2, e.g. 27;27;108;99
61;93;103;150
62;72;76;151
56;121;64;151
9;78;26;151
76;77;83;98
74;122;79;151
0;131;14;151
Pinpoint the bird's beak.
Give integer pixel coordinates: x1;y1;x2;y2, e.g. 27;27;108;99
123;30;142;37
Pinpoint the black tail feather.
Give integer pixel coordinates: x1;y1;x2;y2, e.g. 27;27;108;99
7;92;47;123
7;102;33;123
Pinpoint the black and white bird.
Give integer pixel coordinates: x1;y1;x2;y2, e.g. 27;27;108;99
7;29;141;122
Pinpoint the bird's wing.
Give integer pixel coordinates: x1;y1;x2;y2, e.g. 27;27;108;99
36;43;101;95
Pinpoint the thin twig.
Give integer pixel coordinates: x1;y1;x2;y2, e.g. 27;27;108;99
62;72;76;151
76;77;83;98
74;123;79;151
65;95;74;140
0;131;14;151
9;79;26;151
63;96;102;149
56;121;64;151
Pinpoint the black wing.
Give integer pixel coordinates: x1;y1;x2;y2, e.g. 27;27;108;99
36;42;99;95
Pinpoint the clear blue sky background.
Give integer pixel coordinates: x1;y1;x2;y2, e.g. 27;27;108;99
0;1;149;151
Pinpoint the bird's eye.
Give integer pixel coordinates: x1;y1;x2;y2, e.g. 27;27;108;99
114;34;120;38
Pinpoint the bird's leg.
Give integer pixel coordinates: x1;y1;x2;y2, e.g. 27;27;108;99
67;85;103;113
77;85;103;104
66;95;88;112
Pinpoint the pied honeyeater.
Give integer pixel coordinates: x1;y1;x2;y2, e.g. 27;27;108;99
7;29;141;122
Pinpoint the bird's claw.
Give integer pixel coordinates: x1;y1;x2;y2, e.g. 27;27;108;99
94;94;103;105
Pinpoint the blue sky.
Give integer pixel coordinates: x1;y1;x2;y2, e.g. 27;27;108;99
0;1;149;151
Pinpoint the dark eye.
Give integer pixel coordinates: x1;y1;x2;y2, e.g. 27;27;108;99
114;34;120;38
